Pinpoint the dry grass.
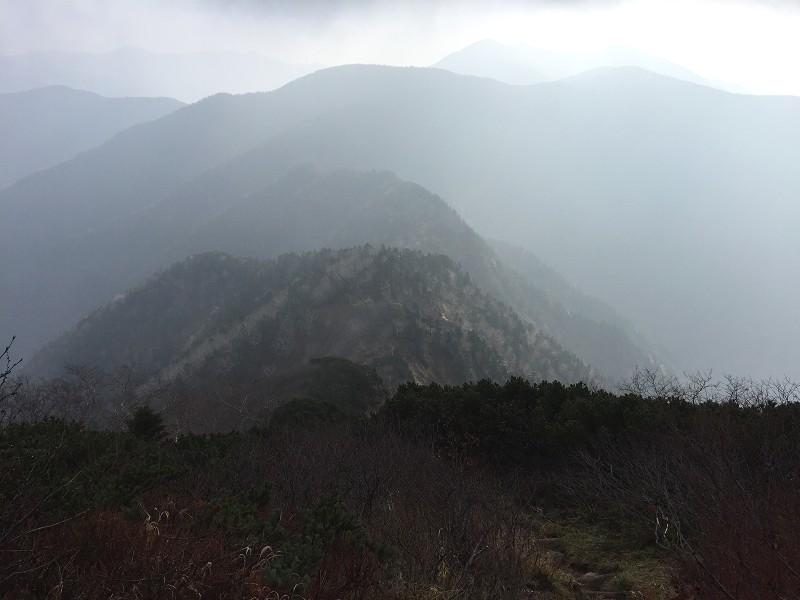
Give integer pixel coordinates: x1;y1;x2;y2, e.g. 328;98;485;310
0;426;599;599
2;507;294;599
534;517;677;600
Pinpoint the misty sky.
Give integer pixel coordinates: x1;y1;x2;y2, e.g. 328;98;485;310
1;0;800;96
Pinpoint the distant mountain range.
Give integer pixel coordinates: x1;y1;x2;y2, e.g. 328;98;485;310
0;47;320;102
18;167;651;384
3;64;798;379
27;247;592;429
0;86;182;189
182;168;656;381
434;39;715;88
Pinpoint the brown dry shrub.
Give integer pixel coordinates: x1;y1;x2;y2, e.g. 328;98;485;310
1;508;286;599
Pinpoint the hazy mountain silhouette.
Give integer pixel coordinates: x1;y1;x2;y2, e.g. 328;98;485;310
3;64;798;378
9;166;650;382
0;47;320;102
0;86;182;189
27;247;592;393
178;167;658;380
434;39;712;87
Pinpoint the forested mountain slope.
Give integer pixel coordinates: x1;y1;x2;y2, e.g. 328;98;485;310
16;167;655;382
5;64;797;377
28;247;591;425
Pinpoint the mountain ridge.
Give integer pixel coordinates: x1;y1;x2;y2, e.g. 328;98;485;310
16;167;653;382
0;85;183;189
434;39;713;88
26;247;593;411
0;47;321;102
3;63;798;377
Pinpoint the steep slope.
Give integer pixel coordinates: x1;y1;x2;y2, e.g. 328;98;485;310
178;168;657;380
4;64;799;377
0;48;319;102
28;247;590;395
0;86;182;189
0;65;425;256
168;66;800;378
13;166;654;382
489;240;662;380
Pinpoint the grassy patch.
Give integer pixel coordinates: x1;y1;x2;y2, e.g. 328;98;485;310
535;515;676;599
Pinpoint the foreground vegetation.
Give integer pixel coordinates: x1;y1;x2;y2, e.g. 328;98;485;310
1;354;798;598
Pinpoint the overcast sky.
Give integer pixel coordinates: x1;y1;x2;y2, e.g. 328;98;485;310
2;0;799;95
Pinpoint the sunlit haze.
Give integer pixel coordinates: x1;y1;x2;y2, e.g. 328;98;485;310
2;0;800;95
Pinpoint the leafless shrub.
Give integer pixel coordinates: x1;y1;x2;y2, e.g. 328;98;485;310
7;364;159;429
573;371;800;599
0;337;23;424
622;366;800;406
1;506;291;599
1;423;551;599
254;426;544;598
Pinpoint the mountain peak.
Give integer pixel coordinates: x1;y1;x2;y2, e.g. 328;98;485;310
551;64;732;99
27;245;591;412
435;39;711;88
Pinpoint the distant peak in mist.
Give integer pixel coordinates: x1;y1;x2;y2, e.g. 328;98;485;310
434;39;718;90
0;47;322;102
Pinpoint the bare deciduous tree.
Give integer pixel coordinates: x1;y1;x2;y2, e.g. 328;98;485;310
0;337;22;424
